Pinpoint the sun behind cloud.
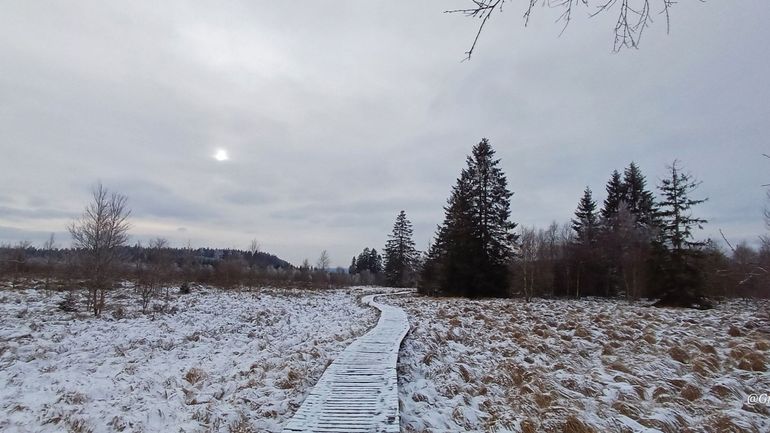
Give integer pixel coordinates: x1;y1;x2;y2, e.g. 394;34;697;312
214;149;229;161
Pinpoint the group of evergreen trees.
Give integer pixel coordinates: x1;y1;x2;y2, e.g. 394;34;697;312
348;211;421;288
348;248;383;275
347;137;761;305
565;160;710;306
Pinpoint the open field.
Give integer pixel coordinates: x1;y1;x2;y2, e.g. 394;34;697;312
0;285;378;433
3;286;770;433
391;295;770;433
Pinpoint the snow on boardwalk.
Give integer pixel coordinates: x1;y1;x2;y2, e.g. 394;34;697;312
282;293;410;433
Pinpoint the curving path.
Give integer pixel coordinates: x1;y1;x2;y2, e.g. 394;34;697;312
282;293;410;433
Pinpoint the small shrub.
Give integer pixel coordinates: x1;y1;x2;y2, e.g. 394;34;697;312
58;291;78;312
179;282;191;295
728;325;741;337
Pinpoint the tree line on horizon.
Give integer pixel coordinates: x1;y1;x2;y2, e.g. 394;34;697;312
350;139;770;307
3;141;769;314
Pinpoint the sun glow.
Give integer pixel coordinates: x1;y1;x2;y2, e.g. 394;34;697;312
214;149;229;161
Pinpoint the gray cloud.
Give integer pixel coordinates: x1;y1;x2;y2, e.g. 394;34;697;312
1;1;768;265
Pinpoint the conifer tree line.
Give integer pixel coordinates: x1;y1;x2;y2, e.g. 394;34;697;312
359;138;770;305
348;248;383;276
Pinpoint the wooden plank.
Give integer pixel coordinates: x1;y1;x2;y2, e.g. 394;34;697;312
281;292;410;433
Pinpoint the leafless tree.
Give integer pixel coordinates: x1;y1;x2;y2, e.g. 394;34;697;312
7;240;32;288
249;239;261;257
43;233;57;291
68;182;131;316
315;250;331;288
149;237;173;298
316;250;330;270
447;0;678;59
138;237;172;312
517;226;537;301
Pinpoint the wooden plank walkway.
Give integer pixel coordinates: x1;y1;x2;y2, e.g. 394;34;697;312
282;293;410;433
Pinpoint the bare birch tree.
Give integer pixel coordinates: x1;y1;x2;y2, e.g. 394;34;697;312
68;182;131;316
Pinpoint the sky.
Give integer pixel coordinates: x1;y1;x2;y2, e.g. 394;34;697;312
1;1;769;266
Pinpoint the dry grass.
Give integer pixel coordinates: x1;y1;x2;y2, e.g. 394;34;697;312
562;415;596;433
228;414;254;433
681;383;702;401
521;419;537;433
669;346;690;363
394;296;770;432
607;361;632;374
706;415;757;433
737;351;767;372
184;367;207;385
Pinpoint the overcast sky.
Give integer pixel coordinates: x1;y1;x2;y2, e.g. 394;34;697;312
1;1;768;266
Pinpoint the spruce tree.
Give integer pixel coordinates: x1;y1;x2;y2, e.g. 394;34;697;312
657;161;708;253
601;170;626;224
369;248;383;274
653;160;710;308
570;187;602;297
572;187;599;246
622;162;657;227
384;210;418;287
420;138;517;297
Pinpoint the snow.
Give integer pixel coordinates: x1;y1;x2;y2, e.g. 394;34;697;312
390;295;770;433
3;286;769;433
0;286;377;433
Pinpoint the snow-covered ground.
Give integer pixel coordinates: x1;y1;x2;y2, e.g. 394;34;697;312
0;285;377;433
391;295;770;433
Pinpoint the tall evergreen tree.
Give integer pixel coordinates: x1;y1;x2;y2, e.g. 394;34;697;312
572;187;599;246
369;248;383;274
569;187;602;297
652;160;710;308
420;138;517;297
622;162;657;227
384;210;418;287
657;161;708;253
601;170;626;223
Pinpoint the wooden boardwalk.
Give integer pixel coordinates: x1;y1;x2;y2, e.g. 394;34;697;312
282;293;410;433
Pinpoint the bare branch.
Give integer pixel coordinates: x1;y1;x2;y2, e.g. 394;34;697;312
449;0;683;58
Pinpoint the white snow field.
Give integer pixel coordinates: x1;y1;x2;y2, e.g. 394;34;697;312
0;286;378;433
391;295;770;433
